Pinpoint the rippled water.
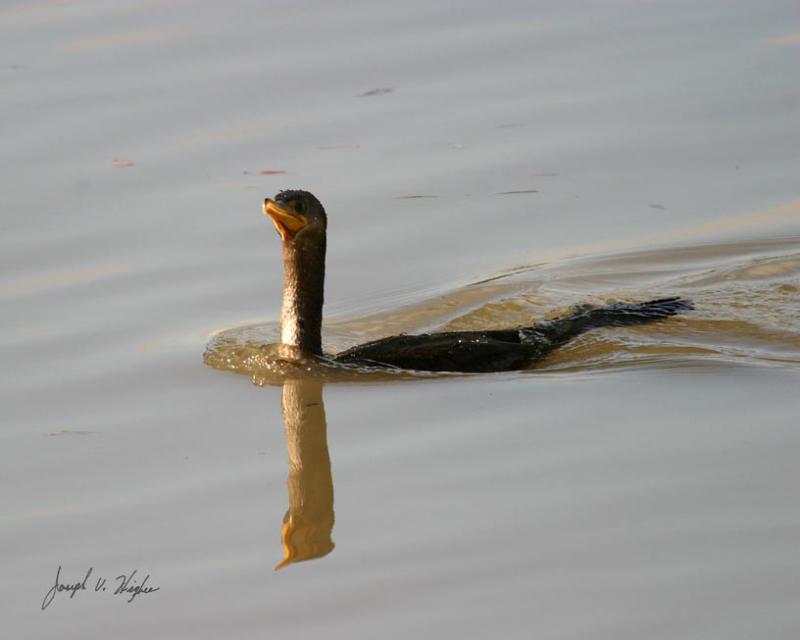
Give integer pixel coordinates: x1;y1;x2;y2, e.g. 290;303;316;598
3;1;800;639
206;233;800;382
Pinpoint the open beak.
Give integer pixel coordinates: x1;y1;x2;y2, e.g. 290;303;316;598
263;198;308;241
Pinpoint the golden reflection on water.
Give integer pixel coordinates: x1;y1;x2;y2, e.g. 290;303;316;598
275;379;335;569
771;31;800;46
204;234;800;383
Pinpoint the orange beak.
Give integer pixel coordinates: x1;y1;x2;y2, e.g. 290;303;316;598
263;198;308;240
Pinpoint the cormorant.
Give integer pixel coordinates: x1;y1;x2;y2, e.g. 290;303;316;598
263;189;691;373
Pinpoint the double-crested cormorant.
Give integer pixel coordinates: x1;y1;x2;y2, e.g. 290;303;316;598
263;190;691;373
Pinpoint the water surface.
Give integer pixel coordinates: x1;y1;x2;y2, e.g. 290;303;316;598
2;1;799;638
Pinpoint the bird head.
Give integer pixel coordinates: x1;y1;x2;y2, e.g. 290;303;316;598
263;189;327;242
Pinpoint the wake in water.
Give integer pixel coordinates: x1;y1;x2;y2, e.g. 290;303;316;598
203;236;800;384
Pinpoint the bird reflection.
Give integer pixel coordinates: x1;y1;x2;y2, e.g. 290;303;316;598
275;379;335;570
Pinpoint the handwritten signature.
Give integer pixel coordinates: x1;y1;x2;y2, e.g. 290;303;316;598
42;566;160;610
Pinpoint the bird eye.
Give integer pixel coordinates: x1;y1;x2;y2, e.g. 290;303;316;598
294;200;306;213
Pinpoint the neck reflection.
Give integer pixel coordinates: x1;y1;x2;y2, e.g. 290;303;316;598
275;379;335;570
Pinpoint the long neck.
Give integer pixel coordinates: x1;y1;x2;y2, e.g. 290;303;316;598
280;236;325;355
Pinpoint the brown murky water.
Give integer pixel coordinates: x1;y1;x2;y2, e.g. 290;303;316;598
3;1;800;639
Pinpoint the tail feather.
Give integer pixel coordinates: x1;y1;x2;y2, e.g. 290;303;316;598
536;297;693;344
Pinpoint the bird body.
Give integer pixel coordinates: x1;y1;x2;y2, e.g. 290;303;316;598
335;330;546;373
263;190;691;373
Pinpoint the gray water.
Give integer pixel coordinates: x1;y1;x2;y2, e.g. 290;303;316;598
2;1;800;638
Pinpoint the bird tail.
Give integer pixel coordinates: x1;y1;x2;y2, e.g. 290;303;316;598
534;297;693;344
